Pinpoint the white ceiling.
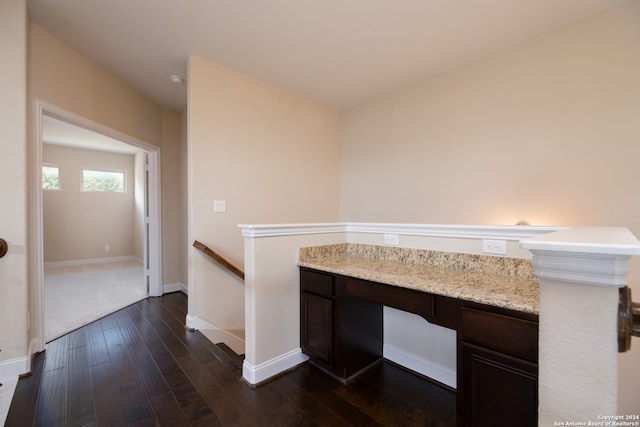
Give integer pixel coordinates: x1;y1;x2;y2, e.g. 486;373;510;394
43;115;141;155
28;0;623;112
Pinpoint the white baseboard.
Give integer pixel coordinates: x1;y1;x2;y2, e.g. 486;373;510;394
163;282;188;294
0;353;30;380
0;339;38;425
44;255;140;269
384;343;456;389
242;348;309;385
185;314;244;355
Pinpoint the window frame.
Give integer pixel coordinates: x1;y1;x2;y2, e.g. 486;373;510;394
81;168;126;193
42;163;61;191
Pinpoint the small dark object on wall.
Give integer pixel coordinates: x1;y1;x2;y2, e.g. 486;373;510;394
0;238;7;258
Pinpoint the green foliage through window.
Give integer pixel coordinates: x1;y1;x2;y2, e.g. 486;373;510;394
82;169;125;193
43;166;60;190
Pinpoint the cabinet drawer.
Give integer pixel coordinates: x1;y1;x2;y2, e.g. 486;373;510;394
342;276;435;321
461;307;538;362
300;268;334;297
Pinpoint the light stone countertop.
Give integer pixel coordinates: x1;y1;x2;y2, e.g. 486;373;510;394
298;244;539;315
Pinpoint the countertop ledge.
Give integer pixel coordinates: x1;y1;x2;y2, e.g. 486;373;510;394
298;244;539;315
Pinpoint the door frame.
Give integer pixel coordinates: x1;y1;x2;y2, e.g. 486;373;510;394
32;99;163;351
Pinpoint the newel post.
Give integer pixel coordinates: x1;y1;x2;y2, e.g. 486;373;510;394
521;227;640;425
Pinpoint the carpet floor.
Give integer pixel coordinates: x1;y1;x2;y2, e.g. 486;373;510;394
44;260;147;342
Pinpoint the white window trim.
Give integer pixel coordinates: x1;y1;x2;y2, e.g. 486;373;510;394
81;167;127;193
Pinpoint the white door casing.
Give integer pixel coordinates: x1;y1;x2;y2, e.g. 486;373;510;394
32;99;163;352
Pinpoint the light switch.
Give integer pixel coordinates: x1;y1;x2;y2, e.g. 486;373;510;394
213;200;226;212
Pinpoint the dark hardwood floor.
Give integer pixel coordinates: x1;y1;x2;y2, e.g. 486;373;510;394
6;292;456;426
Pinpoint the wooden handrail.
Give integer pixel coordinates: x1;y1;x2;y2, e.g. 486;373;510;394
193;240;245;280
619;286;640;352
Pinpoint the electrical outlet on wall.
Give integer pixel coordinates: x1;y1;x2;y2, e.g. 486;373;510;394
482;239;507;255
104;244;110;252
384;233;399;246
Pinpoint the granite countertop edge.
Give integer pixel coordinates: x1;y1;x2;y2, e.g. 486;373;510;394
298;255;539;315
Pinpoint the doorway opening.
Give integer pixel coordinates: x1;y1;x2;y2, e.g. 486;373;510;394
33;100;163;350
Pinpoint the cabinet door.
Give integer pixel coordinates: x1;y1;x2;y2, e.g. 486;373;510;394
460;343;537;427
301;291;333;366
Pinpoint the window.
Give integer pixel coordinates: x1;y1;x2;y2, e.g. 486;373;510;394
82;169;125;193
42;165;60;190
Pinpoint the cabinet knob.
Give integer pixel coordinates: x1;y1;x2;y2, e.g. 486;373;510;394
0;238;7;259
618;286;640;352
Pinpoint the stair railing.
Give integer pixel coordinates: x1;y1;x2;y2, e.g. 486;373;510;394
193;240;245;280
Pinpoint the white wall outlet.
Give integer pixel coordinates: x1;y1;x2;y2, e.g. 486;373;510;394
384;233;399;246
482;239;507;255
104;244;110;252
213;200;226;213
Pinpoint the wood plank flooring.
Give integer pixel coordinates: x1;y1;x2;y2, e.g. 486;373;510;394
6;292;456;426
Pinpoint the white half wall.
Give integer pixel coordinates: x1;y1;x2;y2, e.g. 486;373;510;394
241;226;347;384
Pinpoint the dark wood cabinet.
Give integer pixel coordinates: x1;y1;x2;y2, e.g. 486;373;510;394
300;268;383;380
459;344;537;427
300;268;335;369
300;291;333;365
458;304;539;427
300;267;539;425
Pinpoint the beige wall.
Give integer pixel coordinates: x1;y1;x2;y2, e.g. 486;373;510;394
29;24;186;284
188;56;341;334
0;0;29;363
341;1;640;231
161;109;187;287
42;144;137;263
29;24;163;146
340;1;640;413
